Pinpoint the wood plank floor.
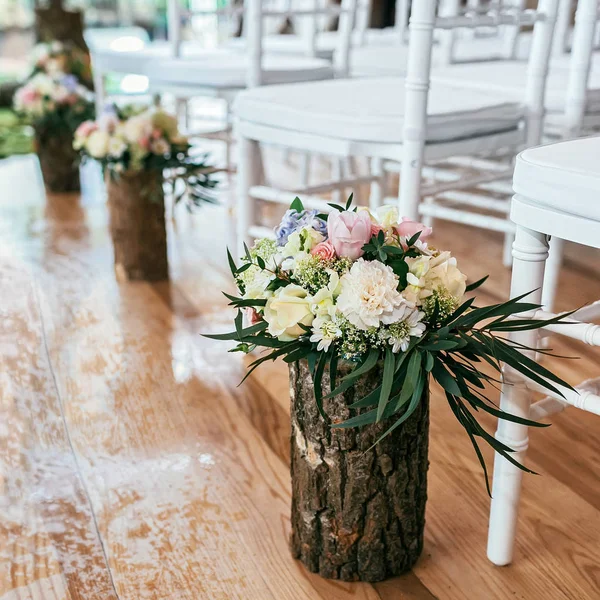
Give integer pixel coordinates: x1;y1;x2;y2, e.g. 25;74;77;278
1;154;599;599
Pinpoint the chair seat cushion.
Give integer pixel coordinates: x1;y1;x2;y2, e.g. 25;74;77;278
92;46;333;88
350;34;531;78
514;137;600;222
431;60;600;114
234;77;524;144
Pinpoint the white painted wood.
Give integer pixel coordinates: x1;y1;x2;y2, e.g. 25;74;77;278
236;134;262;256
487;224;549;567
564;0;598;138
369;157;385;210
398;0;437;221
552;0;574;56
167;0;182;57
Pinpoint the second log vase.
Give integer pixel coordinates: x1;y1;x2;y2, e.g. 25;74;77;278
289;359;429;582
107;170;169;282
36;128;80;193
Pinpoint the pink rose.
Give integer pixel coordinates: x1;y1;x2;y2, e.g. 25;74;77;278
311;240;336;260
370;223;383;238
327;210;372;260
75;121;97;138
245;307;262;325
395;217;432;241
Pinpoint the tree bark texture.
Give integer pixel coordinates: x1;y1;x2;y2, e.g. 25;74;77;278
35;1;88;52
107;170;169;282
36;128;80;193
289;359;429;582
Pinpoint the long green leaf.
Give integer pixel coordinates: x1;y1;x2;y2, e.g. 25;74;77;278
203;321;268;340
376;347;396;422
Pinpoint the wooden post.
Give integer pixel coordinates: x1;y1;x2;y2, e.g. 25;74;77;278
107;171;169;282
35;128;80;193
289;359;429;582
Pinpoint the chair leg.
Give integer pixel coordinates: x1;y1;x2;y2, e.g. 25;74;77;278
299;153;310;188
236;134;261;257
502;231;515;268
541;236;564;311
369;157;385;210
487;224;549;566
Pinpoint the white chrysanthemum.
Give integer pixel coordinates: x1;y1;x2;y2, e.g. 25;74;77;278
386;308;426;353
336;259;410;330
108;136;127;158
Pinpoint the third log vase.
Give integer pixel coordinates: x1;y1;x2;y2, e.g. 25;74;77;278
289;359;429;582
107;169;169;282
36;127;80;193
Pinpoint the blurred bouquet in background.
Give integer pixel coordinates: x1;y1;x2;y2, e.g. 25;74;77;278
30;41;93;89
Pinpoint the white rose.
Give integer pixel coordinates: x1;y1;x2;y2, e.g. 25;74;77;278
85;130;110;159
264;285;314;341
404;252;467;304
123;115;151;144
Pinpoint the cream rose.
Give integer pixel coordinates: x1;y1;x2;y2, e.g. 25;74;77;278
264;285;314;341
404;252;467;304
85;130;110;159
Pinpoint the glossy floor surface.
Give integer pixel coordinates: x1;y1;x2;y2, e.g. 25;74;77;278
1;155;600;599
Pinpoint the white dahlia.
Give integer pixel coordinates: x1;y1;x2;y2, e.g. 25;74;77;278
336;259;410;330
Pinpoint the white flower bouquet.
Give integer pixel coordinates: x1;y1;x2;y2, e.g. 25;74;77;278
208;196;574;491
74;105;216;206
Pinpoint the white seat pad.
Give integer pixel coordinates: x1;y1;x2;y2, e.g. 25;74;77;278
350;34;531;78
225;27;406;59
93;46;333;88
514;137;600;222
234;77;524;144
431;60;600;114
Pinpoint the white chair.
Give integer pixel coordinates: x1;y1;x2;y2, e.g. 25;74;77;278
487;135;600;566
91;0;354;172
234;0;558;255
348;0;531;78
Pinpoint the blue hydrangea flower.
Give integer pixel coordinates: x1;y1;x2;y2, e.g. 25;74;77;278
274;209;328;246
60;74;79;93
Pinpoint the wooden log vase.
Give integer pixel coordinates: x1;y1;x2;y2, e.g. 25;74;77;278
289;359;429;582
36;128;80;193
107;170;169;282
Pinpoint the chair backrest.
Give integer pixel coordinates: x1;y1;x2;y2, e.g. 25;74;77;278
437;0;529;65
563;0;599;137
398;0;559;220
245;0;358;87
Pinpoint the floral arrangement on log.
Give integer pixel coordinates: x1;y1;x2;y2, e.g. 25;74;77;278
207;196;574;492
30;41;93;89
14;72;94;135
74;105;217;206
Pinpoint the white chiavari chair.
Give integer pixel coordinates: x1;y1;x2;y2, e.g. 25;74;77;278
487;135;600;566
233;0;558;256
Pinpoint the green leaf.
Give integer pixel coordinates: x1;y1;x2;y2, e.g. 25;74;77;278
203;321;268;340
312;352;329;420
431;360;462;396
376;347;396;422
327;202;345;212
290;196;304;212
282;345;313;362
424;351;434;372
329;351;338;392
338;348;380;384
345;193;354;210
421;339;462;351
406;230;422;247
226;248;238;276
256;256;266;270
465;275;489;293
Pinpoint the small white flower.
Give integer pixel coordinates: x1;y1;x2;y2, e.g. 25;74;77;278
386;308;426;353
309;316;342;351
336;259;411;330
108;136;127;158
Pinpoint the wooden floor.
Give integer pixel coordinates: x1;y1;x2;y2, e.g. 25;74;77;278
1;154;600;600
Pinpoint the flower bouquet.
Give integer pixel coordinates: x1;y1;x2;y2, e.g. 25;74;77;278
207;196;573;582
74;105;217;282
30;41;93;90
14;72;94;192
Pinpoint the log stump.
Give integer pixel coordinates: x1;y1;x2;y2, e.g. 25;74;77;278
289;359;429;582
36;128;80;193
107;170;169;282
